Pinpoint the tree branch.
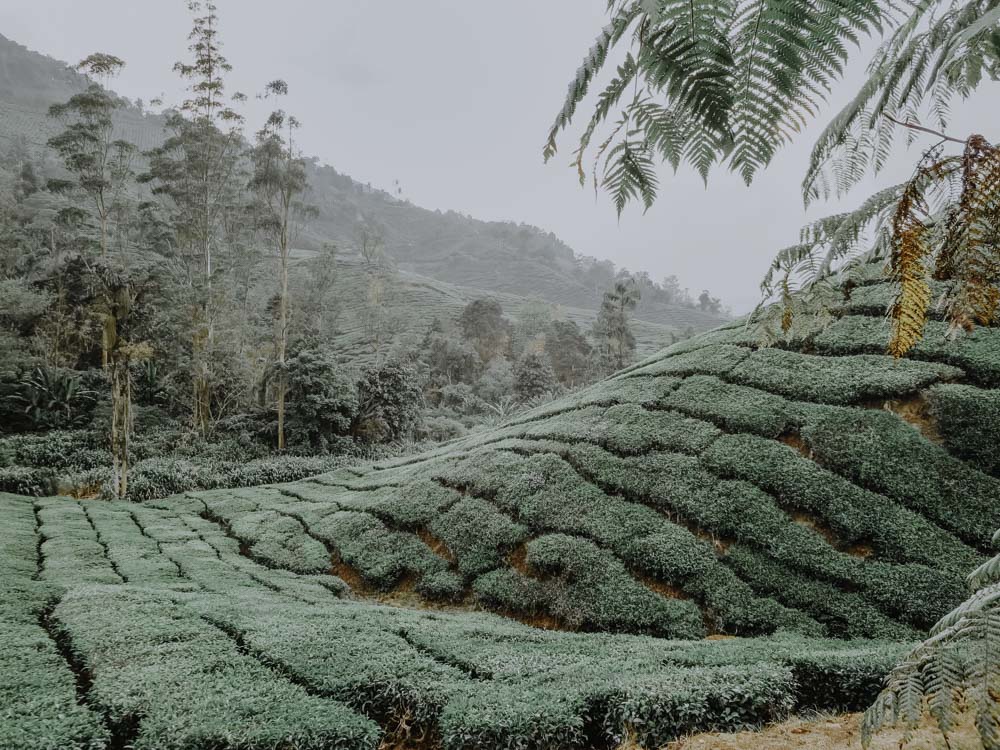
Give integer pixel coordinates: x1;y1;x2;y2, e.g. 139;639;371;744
884;114;966;145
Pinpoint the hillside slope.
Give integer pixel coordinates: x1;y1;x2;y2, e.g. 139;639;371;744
3;264;998;749
167;263;999;642
2;490;905;750
0;33;726;335
323;258;685;363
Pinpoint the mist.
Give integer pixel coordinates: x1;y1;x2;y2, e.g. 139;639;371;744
1;0;997;312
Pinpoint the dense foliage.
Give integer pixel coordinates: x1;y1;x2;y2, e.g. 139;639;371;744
1;491;908;750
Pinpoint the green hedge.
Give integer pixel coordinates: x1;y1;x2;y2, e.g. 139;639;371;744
601;663;796;748
724;545;918;640
659;375;809;437
511;402;720;456
484;533;709;638
0;493;914;750
569;441;968;630
305;509;455;595
801;406;1000;549
438;445;815;636
36;500;122;587
927;383;1000;476
727;347;962;405
430;497;529;578
0;494;111;750
52;586;379;750
813;315;1000;387
701;433;983;576
230;511;332;574
623;344;751;379
834;279;951;318
506;375;683;424
82;502;189;589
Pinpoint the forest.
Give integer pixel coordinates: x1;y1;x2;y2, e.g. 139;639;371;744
1;1;999;750
0;14;725;502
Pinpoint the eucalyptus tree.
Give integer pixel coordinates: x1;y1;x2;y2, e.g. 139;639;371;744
48;54;139;367
47;53;131;260
592;277;640;373
548;0;1000;354
142;0;249;435
250;80;313;450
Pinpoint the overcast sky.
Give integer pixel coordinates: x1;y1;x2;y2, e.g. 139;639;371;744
1;1;996;312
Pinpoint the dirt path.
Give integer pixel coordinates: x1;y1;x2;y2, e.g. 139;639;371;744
665;713;983;750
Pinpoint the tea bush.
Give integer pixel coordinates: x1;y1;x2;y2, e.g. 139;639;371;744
926;383;1000;476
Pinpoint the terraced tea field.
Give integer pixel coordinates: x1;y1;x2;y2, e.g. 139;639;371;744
3;265;998;749
3;492;908;750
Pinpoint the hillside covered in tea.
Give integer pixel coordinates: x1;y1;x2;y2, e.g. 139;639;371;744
4;263;998;750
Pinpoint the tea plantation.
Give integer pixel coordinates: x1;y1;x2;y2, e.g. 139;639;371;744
3;268;999;749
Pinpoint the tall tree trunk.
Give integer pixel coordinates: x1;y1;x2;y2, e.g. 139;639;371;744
110;356;131;499
276;232;289;451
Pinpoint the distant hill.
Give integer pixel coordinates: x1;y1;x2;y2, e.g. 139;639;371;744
0;32;727;339
321;257;687;364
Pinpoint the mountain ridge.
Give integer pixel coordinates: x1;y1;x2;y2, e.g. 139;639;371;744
0;32;727;334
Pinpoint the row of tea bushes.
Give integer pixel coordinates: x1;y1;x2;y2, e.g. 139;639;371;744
0;494;109;750
0;494;912;750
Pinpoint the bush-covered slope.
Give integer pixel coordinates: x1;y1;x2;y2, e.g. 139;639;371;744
0;491;908;750
165;267;1000;642
3;266;998;749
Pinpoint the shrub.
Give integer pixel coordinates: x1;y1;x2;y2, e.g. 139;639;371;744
430;497;529;578
659;375;809;437
514;352;558;402
727;347;962;405
724;545;918;641
307;510;450;590
927;383;1000;476
801;406;1000;549
0;430;107;472
284;347;359;450
354;361;423;443
0;493;913;750
123;458;209;501
623;344;750;379
0;496;111;750
418;415;467;442
0;466;57;496
226;510;332;575
52;586;379;750
10;368;99;430
523;533;706;638
700;433;983;576
813;315;1000;387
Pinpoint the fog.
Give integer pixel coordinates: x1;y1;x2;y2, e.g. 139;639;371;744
2;0;996;311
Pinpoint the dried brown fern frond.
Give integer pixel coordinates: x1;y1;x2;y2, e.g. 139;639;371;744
887;133;1000;356
945;138;1000;329
888;161;935;358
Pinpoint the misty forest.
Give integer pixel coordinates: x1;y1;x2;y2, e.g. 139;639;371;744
0;1;998;749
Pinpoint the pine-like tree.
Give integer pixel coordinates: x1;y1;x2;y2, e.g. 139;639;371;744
142;0;248;435
251;80;312;451
592;278;640;373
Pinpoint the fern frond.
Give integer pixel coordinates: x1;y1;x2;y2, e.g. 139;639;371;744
888;168;934;357
864;538;1000;750
544;2;642;163
602;136;660;215
549;0;892;209
804;0;1000;204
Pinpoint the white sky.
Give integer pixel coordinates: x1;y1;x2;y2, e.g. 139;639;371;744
1;0;996;312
